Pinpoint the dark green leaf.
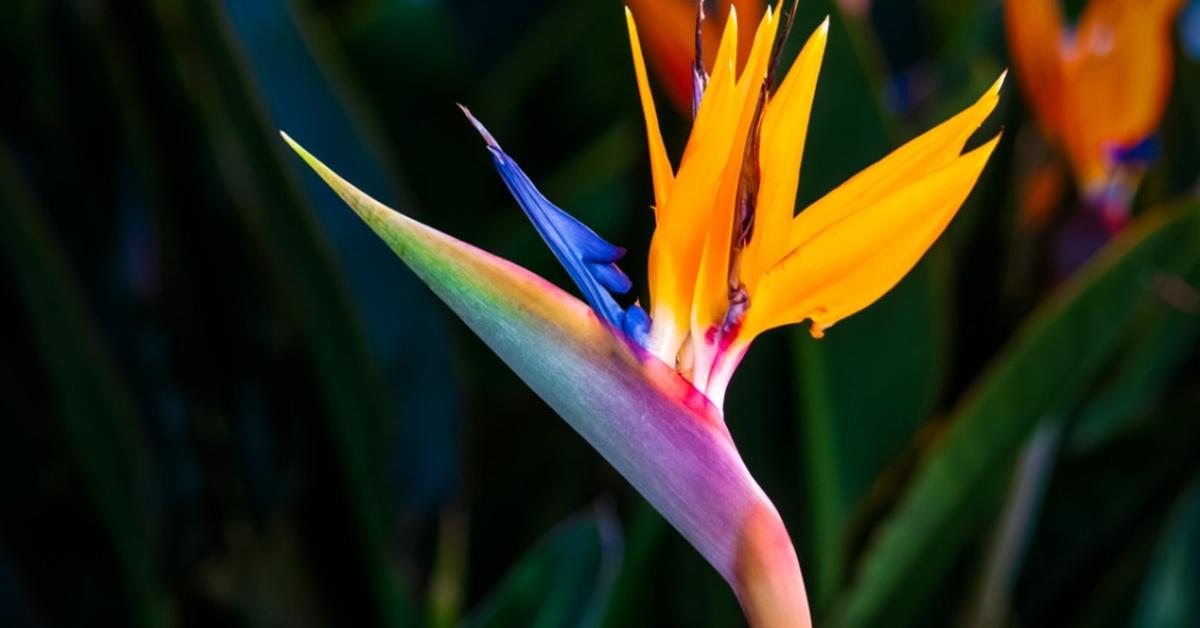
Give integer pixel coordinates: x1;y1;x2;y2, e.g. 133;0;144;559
464;507;623;628
223;0;465;519
597;504;668;628
1017;396;1200;627
830;203;1200;628
0;148;169;628
88;0;419;622
1130;478;1200;628
1069;299;1200;452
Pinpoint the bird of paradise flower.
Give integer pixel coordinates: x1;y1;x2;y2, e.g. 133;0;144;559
283;4;1002;626
1006;0;1183;231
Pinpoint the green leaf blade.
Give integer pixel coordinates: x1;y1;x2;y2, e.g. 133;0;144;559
831;203;1200;628
464;507;624;628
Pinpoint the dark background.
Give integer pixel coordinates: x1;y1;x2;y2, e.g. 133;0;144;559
2;0;1199;627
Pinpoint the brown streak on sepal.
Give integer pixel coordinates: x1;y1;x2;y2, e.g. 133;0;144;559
692;0;710;118
767;0;801;92
727;77;769;300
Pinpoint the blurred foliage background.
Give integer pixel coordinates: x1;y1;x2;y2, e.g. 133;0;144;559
1;0;1198;627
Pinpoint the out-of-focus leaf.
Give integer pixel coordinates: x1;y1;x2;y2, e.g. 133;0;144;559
464;507;623;628
790;3;893;209
0;148;168;628
222;0;463;518
920;0;1006;89
597;504;668;628
88;0;417;622
0;546;38;627
1069;298;1200;452
793;258;948;604
830;203;1200;628
194;520;324;627
780;3;949;607
1018;395;1200;627
427;509;469;628
477;0;611;123
960;421;1063;628
321;0;480;236
1130;478;1200;628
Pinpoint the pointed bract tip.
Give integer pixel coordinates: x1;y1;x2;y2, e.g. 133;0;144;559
994;69;1009;93
820;15;831;33
279;131;317;167
457;104;500;149
624;5;632;19
280;130;301;153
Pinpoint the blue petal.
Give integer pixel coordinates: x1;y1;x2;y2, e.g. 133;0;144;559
1113;136;1160;166
461;106;645;340
589;261;634;295
538;201;627;264
622;304;651;347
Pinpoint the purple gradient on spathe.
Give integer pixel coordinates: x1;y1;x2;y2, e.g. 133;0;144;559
527;340;761;584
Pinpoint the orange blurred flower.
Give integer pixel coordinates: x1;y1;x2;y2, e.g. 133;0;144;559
1006;0;1183;222
625;0;766;113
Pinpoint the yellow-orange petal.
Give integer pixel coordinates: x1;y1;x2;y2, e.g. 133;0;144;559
690;7;781;345
626;8;676;211
1058;0;1183;190
728;0;767;62
739;18;829;295
784;74;1004;255
646;9;744;360
624;0;766;114
1004;0;1067;141
685;3;744;161
744;135;1001;340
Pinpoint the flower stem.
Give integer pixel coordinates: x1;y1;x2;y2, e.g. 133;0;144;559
734;499;813;628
